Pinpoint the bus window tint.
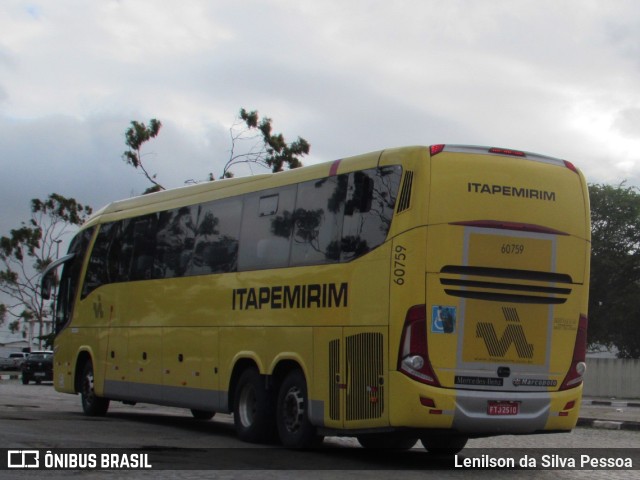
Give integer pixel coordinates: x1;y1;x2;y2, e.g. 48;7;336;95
239;185;297;271
156;206;197;278
56;227;94;331
82;222;117;298
341;166;402;261
128;214;158;281
188;197;242;275
290;175;347;265
79;166;402;294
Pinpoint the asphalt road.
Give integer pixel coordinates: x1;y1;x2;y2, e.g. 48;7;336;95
1;379;638;479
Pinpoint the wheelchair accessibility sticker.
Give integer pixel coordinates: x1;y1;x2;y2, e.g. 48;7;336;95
432;306;456;334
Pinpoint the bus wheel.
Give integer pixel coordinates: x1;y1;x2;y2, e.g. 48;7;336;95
80;360;110;416
233;368;275;443
276;369;322;448
420;435;468;455
357;434;417;450
191;409;215;420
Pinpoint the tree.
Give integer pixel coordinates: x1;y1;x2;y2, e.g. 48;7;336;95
588;183;640;358
0;194;92;348
122;119;164;194
121;110;309;194
221;108;310;179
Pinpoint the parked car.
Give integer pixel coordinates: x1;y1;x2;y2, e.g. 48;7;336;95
0;352;29;371
21;351;53;384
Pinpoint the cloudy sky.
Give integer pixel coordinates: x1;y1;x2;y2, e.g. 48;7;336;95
3;0;640;229
1;1;640;337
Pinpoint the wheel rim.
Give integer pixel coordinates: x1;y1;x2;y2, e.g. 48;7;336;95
238;384;257;428
282;386;305;433
83;368;96;405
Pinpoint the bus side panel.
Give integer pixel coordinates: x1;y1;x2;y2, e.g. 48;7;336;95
311;327;343;429
219;326;314;395
127;326;162;398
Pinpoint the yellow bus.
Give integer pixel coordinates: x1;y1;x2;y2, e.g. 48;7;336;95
42;145;590;452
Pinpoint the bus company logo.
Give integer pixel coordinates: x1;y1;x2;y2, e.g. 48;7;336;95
476;307;534;359
92;295;104;319
467;182;556;202
512;378;557;388
8;450;39;468
232;282;348;311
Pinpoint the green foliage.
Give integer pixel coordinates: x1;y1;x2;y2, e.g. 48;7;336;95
222;108;309;178
122;119;164;194
121;110;308;192
588;183;640;358
0;194;92;348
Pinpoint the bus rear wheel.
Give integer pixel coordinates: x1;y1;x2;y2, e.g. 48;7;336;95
80;360;110;416
420;435;468;455
276;369;322;448
233;367;276;443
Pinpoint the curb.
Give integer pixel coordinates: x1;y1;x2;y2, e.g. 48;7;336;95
582;399;640;408
0;374;20;380
577;417;640;431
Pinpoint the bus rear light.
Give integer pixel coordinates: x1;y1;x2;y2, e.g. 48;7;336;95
563;160;579;173
430;144;446;156
419;396;436;408
398;305;440;387
489;147;526;157
560;314;588;390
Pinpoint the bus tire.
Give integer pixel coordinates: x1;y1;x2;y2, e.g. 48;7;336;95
191;409;215;420
420;435;468;455
276;369;322;448
357;434;417;450
80;360;110;416
233;367;275;443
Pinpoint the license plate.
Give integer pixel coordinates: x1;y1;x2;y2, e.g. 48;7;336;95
34;372;46;377
487;401;519;416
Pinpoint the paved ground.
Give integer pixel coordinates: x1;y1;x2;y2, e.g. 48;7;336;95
580;397;640;431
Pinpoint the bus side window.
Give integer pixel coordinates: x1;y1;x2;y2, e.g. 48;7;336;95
129;214;158;281
290;175;347;266
82;222;117;298
341;166;402;261
189;197;242;276
238;185;296;271
155;206;197;278
55;227;94;333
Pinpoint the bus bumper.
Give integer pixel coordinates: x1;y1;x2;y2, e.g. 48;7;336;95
389;372;582;435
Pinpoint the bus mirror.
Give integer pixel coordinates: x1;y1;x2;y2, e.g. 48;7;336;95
39;252;75;301
41;273;53;300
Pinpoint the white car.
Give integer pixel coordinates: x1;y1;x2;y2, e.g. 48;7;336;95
0;352;29;371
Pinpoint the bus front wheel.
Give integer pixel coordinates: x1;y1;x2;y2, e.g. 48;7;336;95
80;360;110;416
233;367;275;443
276;369;323;448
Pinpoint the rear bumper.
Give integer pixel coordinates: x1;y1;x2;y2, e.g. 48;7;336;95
389;371;582;434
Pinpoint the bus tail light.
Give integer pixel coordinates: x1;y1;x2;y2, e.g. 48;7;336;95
559;314;588;390
489;147;526;157
430;144;445;156
563;160;579;174
398;305;440;387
